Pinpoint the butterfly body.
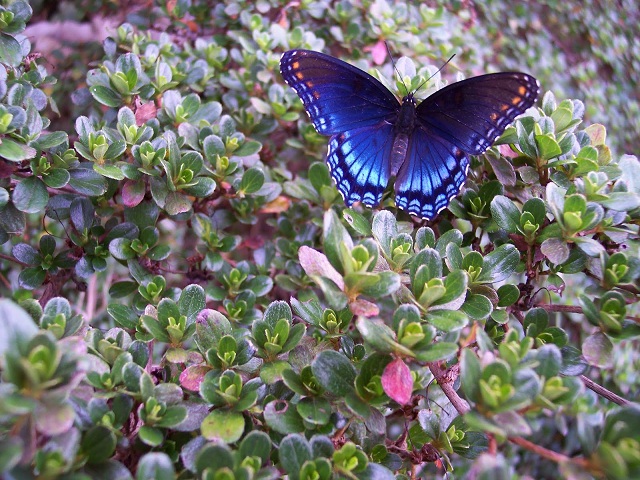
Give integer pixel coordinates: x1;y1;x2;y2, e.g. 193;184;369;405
280;49;539;219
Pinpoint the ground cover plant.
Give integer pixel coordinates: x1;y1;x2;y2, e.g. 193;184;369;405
1;0;639;479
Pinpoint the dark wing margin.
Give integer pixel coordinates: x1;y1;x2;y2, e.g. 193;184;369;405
280;49;400;135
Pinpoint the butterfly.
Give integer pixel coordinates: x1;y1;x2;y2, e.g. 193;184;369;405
280;49;540;219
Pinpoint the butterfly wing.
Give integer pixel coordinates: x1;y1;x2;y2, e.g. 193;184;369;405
395;72;539;219
326;122;396;207
415;72;540;155
280;49;400;134
280;50;401;207
394;127;470;219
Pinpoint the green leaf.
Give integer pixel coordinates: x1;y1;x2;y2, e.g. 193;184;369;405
297;396;332;426
12;243;40;265
94;163;125;180
42;168;71;188
263;400;305;434
279;434;312;480
461;293;493;320
344;208;372;236
535;134;562;160
478;245;520;283
69;168;108;196
32;131;68;151
136;453;175;480
372;210;397;257
238;430;271;463
490;195;520;232
428;310;468;331
81;426;117;464
582;332;613;368
359;271;401;297
179;284;206;324
18;267;46;290
201;410;245;443
497;284;520;307
312;350;356;395
138;426;164;447
413;342;458;362
0;437;22;473
12;177;48;213
164;192;192;215
599;192;640;212
234;139;262;156
0;299;39;357
238;167;265;194
323;209;353;271
90;85;123;107
461;349;481;402
0;33;23;66
432;269;468;307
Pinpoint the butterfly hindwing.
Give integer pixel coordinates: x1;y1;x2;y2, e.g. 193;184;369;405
327;122;395;207
280;49;399;135
394;126;470;219
416;72;540;155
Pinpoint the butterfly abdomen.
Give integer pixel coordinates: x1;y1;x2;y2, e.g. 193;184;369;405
390;96;417;176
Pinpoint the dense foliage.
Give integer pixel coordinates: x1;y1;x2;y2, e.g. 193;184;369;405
1;1;639;479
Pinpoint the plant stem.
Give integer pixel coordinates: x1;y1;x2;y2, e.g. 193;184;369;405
509;436;594;470
428;362;470;414
580;375;631;406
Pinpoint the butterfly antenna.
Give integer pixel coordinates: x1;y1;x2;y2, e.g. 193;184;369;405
384;41;409;96
414;53;456;94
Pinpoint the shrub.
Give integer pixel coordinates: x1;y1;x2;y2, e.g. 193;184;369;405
1;1;639;479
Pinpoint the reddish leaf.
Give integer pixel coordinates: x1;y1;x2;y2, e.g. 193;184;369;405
179;365;210;391
134;101;157;126
381;358;413;405
349;298;379;317
298;245;344;289
122;180;145;207
370;40;387;65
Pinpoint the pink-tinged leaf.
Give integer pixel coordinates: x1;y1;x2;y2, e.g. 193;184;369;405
135;100;158;125
381;358;413;405
298;245;344;290
34;403;75;435
350;298;379;317
370;40;387;65
179;365;211;391
122;180;145;207
498;144;518;158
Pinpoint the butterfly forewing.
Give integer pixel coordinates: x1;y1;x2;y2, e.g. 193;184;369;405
415;73;540;155
280;50;399;135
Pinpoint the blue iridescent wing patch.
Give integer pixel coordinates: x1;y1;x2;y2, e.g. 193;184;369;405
280;49;540;219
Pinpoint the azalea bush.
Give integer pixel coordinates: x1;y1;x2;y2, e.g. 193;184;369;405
1;1;639;479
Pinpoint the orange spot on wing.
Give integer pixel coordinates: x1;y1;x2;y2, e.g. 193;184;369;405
511;96;522;105
490;112;498;121
500;104;509;111
292;61;299;69
313;91;320;99
306;80;314;87
518;85;527;95
295;72;304;79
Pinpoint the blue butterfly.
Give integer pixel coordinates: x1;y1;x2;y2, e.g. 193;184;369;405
280;49;540;219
